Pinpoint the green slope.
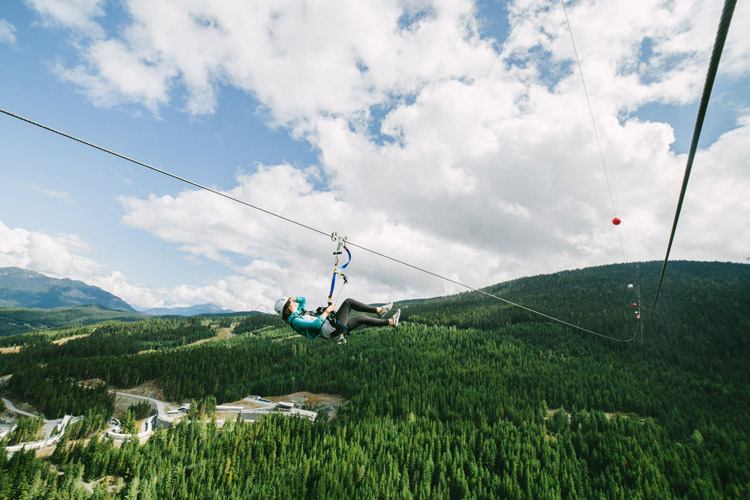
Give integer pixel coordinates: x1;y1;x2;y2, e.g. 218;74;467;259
0;304;148;336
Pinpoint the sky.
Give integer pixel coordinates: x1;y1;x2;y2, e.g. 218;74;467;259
0;0;748;313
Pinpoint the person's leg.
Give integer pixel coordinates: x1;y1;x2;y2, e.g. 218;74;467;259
335;298;390;332
345;315;390;332
335;298;379;324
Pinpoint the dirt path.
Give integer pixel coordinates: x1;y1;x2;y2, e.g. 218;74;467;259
181;325;235;348
53;333;91;345
136;325;236;354
1;333;91;354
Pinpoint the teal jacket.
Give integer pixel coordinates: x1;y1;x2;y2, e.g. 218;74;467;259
286;297;327;340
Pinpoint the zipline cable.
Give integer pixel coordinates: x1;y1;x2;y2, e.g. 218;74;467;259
0;108;332;241
0;106;637;342
560;0;626;262
649;0;737;320
344;239;640;342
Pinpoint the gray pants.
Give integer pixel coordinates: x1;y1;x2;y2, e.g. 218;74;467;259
335;298;390;332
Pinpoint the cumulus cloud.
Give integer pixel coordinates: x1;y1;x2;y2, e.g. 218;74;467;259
0;220;89;276
41;0;502;123
35;0;750;128
25;0;105;38
0;19;17;45
17;0;750;308
0;219;276;311
54;39;176;113
674;116;750;259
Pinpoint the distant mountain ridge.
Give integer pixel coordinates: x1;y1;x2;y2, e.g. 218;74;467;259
142;304;236;316
0;267;137;313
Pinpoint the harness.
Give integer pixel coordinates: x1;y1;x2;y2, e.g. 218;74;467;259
300;307;349;336
287;309;347;343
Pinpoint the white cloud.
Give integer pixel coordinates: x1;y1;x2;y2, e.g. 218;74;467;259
46;0;502;123
25;0;105;38
45;0;750;135
673;116;750;259
54;39;176;113
35;0;750;129
0;219;278;311
0;19;17;45
721;0;750;78
0;220;87;276
29;184;73;203
503;0;750;111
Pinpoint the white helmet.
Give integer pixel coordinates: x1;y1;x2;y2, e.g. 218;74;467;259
274;297;288;315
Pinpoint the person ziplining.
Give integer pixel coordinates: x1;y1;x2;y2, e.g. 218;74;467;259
274;297;400;344
272;234;400;344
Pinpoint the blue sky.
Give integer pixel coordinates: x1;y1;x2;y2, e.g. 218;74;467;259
1;0;748;312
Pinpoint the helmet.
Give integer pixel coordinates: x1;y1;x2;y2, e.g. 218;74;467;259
274;297;288;315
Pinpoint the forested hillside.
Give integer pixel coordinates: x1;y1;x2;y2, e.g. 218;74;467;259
0;305;149;336
0;261;748;499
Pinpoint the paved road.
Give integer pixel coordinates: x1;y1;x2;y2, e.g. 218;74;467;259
2;397;38;418
2;397;66;438
113;391;179;424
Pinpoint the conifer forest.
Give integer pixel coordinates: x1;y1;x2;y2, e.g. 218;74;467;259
0;261;748;499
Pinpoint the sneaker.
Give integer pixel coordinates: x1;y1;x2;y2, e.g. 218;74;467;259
391;309;401;328
379;302;393;318
335;334;347;344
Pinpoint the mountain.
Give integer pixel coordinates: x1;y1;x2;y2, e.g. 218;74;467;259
141;303;236;316
0;267;137;312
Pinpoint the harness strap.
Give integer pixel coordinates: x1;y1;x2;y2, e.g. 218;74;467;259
325;315;349;338
328;235;351;305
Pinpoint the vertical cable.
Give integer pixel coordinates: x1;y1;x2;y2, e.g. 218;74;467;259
559;0;626;262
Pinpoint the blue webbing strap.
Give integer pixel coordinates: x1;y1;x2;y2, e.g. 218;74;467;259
328;238;351;305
